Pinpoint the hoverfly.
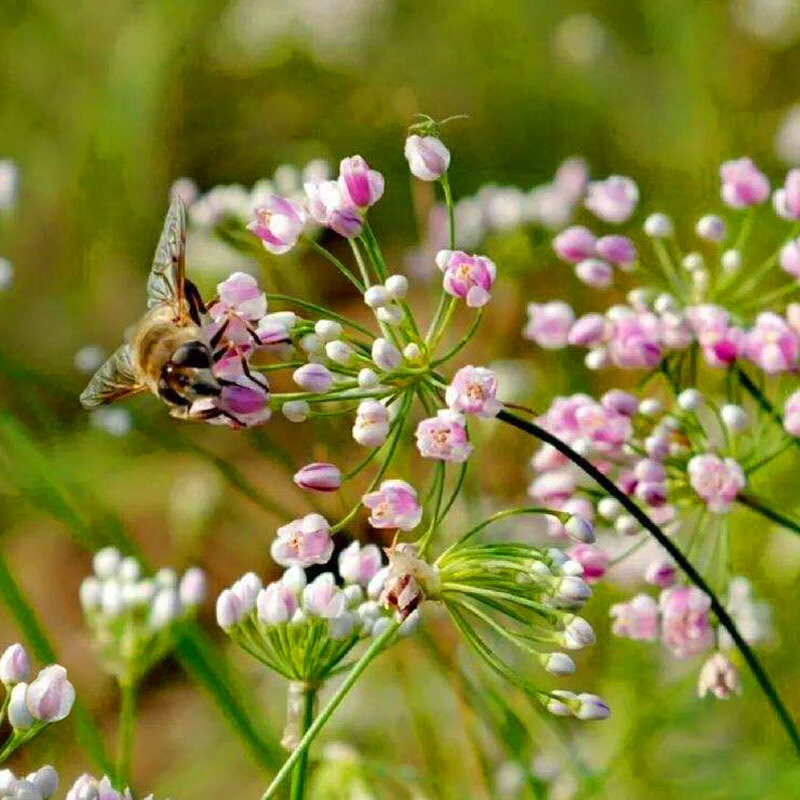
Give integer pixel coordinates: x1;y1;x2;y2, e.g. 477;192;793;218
80;197;264;425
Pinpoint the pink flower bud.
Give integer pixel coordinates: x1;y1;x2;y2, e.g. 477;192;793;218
436;250;496;307
575;258;613;288
303;573;346;619
339;541;383;585
552;226;596;263
566;544;608;583
644;559;676;588
353;400;390;447
719;157;770;208
445;365;501;418
596;234;636;267
293;462;342;493
216;589;243;629
601;389;639;416
585;175;639;224
524;301;574;349
362;480;423;531
26;665;75;722
0;644;30;686
247;196;306;255
271;514;334;568
568;313;606;347
338;155;384;209
293;363;333;393
257;582;298;625
774;169;800;220
404;135;451;181
179;567;207;607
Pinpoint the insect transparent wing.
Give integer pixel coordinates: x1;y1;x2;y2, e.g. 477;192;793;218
146;196;187;315
79;344;143;408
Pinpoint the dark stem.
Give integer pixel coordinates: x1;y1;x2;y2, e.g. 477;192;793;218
738;493;800;536
495;408;800;758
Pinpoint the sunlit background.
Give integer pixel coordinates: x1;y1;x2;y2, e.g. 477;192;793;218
2;1;800;797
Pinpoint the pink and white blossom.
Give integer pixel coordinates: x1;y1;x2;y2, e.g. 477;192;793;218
293;463;342;492
525;301;574;349
362;480;423;531
415;409;473;462
566;544;608;583
404;135;451;181
585;175;639;224
303;573;346;619
745;312;799;373
552;226;596;263
719;157;770;208
25;665;75;722
304;179;363;238
445;365;501;418
687;454;745;513
596;234;636;267
271;513;334;568
610;594;659;641
698;652;741;699
338;155;384;209
257;582;298;625
338;541;383;585
660;586;713;658
353;400;390;447
436;250;497;307
247;195;306;254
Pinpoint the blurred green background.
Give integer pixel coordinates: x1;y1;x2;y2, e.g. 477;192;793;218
2;0;800;797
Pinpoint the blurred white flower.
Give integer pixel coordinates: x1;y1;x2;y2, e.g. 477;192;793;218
552;14;607;66
732;0;800;48
775;103;800;165
0;159;18;211
74;345;106;374
0;257;13;290
90;408;133;437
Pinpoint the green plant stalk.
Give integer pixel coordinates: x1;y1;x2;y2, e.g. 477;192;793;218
495;407;800;758
260;620;400;800
115;681;137;788
289;686;317;800
737;493;800;535
303;237;364;292
735;366;800;453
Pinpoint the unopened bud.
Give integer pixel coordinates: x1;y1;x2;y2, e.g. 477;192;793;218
358;368;379;389
363;285;389;308
721;249;742;273
293;462;342;492
377;306;403;325
562;616;595;649
403;342;423;364
282;400;310;423
576;693;611;720
179;567;207;607
721;403;749;432
643;212;673;238
564;515;595;543
543;652;576;676
384;274;409;299
314;319;343;342
696;214;727;243
371;338;402;371
0;644;29;686
92;547;121;579
325;340;356;366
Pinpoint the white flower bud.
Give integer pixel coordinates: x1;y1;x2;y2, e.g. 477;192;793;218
28;766;58;799
585;347;609;370
155;567;177;587
543;652;576;676
232;572;262;613
555;576;592;603
546;690;576;716
216;589;242;629
149;587;182;630
371;338;402;371
367;567;389;600
282;400;310;422
615;515;639;536
677;388;703;411
357;368;379;389
376;305;404;325
371;617;392;638
560;559;584;577
299;333;322;355
681;252;704;272
281;566;307;596
325;340;356;366
101;579;125;617
0;644;29;686
403;342;423;364
546;548;569;569
696;214;727;243
598;497;622;521
564;515;595;543
627;288;650;309
8;682;34;729
692;268;709;292
363;285;389;308
314;319;343;342
353;401;389;447
343;584;364;608
329;612;355;640
638;398;662;417
357;600;382;627
654;293;677;314
576;693;611;720
399;608;421;637
384;274;409;299
721;404;749;432
643;212;673;238
92;547;121;579
179;567;207;607
721;249;742;273
562;616;595;649
118;557;141;582
79;577;102;611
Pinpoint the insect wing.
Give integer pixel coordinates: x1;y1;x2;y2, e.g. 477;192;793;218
146;196;187;316
79;344;143;408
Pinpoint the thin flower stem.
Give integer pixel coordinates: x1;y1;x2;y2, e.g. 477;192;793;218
259;621;400;800
289;686;317;800
427;297;458;355
265;294;375;338
494;407;800;758
440;172;456;250
737;493;800;536
348;239;372;289
431;310;483;367
303;237;364;292
115;681;136;789
360;223;389;282
735;366;800;452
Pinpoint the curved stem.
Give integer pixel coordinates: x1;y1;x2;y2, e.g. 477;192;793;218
495;407;800;758
289;686;317;800
115;681;136;788
260;621;400;799
737;493;800;536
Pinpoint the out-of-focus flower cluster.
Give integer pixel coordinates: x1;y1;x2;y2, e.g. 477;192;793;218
65;773;165;800
79;547;206;683
0;766;58;800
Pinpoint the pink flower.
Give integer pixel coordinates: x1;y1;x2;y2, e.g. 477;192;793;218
779;237;800;280
415;409;473;462
553;156;589;203
567;544;609;583
552;226;596;263
607;312;662;369
784;390;800;436
271;513;334;568
257;582;298;625
596;235;636;267
445;365;501;418
362;479;423;531
660;586;713;658
698;652;741;699
687;304;743;367
719;157;770;208
601;389;639;416
216;381;271;428
645;559;677;588
687;454;745;513
26;665;76;722
585;176;639;224
247;195;306;254
528;469;575;505
575;258;613;288
293;463;342;492
404;135;450;181
293;363;334;393
213;272;267;321
338;155;384;209
339;541;383;584
302;573;346;619
745;312;799;373
436;250;496;307
304;179;363;238
352;400;390;447
525;301;574;349
773;168;800;220
568;313;606;347
610;594;659;641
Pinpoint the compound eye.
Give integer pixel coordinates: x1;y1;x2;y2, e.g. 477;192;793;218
172;341;211;368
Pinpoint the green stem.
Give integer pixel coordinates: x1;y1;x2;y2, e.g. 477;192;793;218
495;407;800;758
440;172;455;249
265;294;375;338
260;621;400;800
737;493;800;536
289;686;317;800
348;239;372;289
115;681;137;789
304;237;364;292
736;366;800;452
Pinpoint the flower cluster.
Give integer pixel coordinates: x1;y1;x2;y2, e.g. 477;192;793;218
65;774;164;800
525;158;800;377
79;548;206;683
0;643;74;760
0;766;58;800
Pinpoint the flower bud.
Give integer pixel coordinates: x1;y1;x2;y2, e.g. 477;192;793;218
644;559;676;588
293;462;342;492
314;319;343;342
101;579;125;617
615;515;639;536
696;214;727;243
79;577;102;612
377;306;403;325
325;340;356;366
216;589;243;629
384;274;409;299
638;398;662;416
585;347;609;370
343;584;364;608
721;249;742;273
553;226;596;263
564;515;595;543
403;343;423;364
282;566;307;596
92;547;121;579
282;400;310;422
597;497;622;520
721;404;749;432
698;652;741;699
179;567;207;607
8;682;33;730
367;567;389;600
654;293;678;314
371;338;402;371
363;285;389;308
149;587;182;630
26;665;75;722
357;368;379;389
575;693;611;720
353;400;390;447
404;134;451;181
575;258;613;288
643;212;673;238
682;252;704;272
155;567;177;587
299;333;322;355
562;616;595;649
546;690;576;716
542;652;576;676
28;766;58;799
257;582;298;626
555;576;592;603
293;363;333;393
0;644;30;686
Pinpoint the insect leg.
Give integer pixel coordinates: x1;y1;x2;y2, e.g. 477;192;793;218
184;279;207;325
239;356;269;391
209;319;230;349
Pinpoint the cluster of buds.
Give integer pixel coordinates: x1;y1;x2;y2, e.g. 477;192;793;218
0;643;74;760
65;774;164;800
432;528;607;719
216;543;417;684
0;766;58;800
79;547;206;683
526;158;800;376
